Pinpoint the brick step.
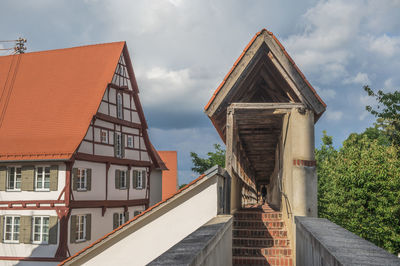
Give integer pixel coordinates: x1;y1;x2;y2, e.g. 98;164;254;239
234;212;283;221
233;220;285;229
233;229;288;238
233;247;292;257
233;237;290;247
232;256;293;266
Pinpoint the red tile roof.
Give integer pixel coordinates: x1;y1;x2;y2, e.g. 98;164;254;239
158;151;178;200
0;42;125;161
204;28;326;111
59;172;206;265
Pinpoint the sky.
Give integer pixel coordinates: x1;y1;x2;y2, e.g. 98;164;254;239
1;0;399;184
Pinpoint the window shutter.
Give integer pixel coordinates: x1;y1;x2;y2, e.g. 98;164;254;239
126;170;130;188
132;170;138;189
86;214;91;241
21;165;35;191
0;216;3;242
70;215;77;243
72;168;78;191
86;169;92;191
0;167;6;191
124;211;129;223
114;132;118;157
142;170;147;190
115;170;120;189
49;216;58;244
113;213;119;229
121;134;125;158
50;165;58;191
20;216;32;244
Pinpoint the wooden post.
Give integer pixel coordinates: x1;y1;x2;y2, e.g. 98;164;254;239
226;107;239;213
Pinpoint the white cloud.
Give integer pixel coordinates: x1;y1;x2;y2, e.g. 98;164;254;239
368;34;400;57
326;110;343;121
344;72;370;85
315;87;336;100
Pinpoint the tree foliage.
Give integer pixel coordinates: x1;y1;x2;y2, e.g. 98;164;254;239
317;129;400;254
190;144;225;174
364;85;400;146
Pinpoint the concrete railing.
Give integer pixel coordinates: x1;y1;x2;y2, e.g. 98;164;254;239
296;216;400;266
148;215;232;266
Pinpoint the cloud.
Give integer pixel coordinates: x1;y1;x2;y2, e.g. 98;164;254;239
368;34;400;57
326;110;343;121
315;87;336;100
344;72;370;85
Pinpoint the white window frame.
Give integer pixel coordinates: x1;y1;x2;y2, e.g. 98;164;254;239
32;216;50;244
100;129;108;144
116;132;122;158
4;216;20;243
35;166;51;191
75;215;86;242
77;169;87;191
120;171;127;189
7;166;21;191
117;93;123;119
117;213;124;227
127;135;133;148
137;171;143;189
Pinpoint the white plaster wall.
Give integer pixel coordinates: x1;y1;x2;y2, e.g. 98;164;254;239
123;110;130;121
84;178;219;266
134;136;140;149
0;261;58;266
109;88;116;104
108;165;129;201
72;161;106;201
131;111;140;124
94;120;113;130
109;105;116;118
130;98;136;110
140;152;149;161
125;150;140;161
122;126;139;135
93;128;101;142
94;144;114;157
123;93;130;108
78;141;93;154
68;206;145;256
98;102;108;115
84;126;93;141
0;210;58;258
102;88;108;101
149;170;162;206
139;137;145;149
0;163;66;201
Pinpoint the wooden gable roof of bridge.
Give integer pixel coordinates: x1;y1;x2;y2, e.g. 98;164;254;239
204;29;326;183
204;29;326;142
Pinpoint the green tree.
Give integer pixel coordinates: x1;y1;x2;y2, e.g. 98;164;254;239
190;144;225;174
317;129;400;254
364;85;400;146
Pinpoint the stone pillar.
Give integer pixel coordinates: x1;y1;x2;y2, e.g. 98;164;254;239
290;108;317;217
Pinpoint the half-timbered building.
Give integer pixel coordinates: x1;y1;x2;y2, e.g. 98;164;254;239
0;42;166;264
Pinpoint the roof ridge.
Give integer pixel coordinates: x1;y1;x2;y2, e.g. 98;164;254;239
0;41;126;58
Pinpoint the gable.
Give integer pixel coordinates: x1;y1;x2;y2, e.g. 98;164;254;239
0;42;124;161
204;29;326;141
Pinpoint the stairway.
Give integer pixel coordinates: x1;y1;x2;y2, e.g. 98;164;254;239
232;204;293;266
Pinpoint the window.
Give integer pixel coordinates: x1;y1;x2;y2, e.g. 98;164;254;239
117;213;124;227
120;171;127;189
137;171;143;189
116;132;122;158
127;135;133;148
36;167;50;191
4;216;20;243
7;167;21;191
32;216;49;244
134;211;141;216
75;215;86;242
117;93;123;119
100;130;108;144
77;169;87;191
